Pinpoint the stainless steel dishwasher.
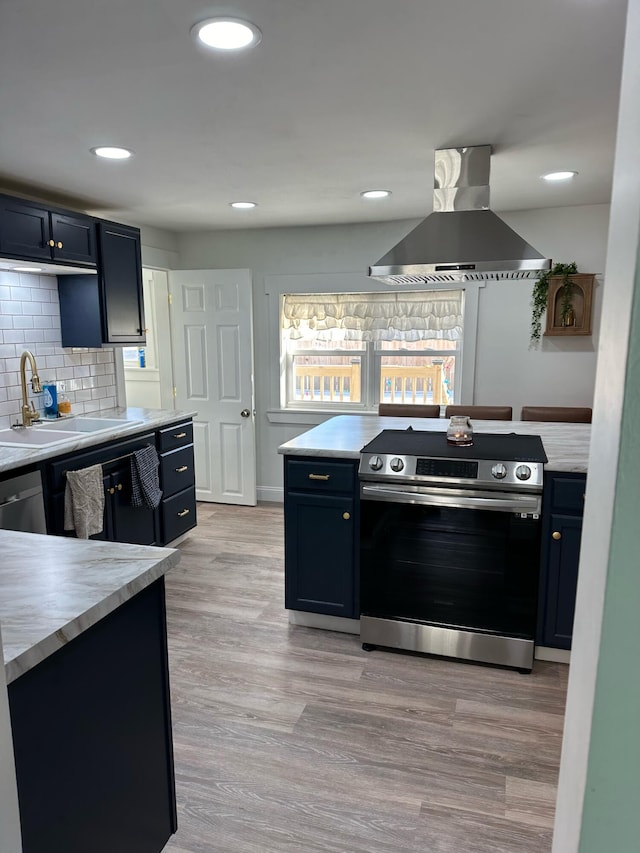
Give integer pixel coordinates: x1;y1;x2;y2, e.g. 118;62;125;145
0;471;47;533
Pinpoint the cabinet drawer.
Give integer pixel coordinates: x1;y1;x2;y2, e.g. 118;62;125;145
157;422;193;453
160;445;195;499
548;475;586;514
162;487;197;543
286;458;356;494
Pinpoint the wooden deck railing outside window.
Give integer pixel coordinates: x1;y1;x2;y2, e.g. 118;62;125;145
380;364;448;405
293;362;449;404
294;363;362;402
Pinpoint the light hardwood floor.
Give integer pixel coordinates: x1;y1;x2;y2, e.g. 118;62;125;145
163;502;568;853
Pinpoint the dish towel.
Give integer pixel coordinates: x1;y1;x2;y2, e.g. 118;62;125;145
64;464;105;539
130;445;162;509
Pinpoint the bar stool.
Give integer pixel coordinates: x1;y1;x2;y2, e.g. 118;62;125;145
378;404;441;418
520;406;592;423
444;405;512;420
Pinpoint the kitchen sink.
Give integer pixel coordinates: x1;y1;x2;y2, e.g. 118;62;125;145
38;417;143;433
0;418;144;448
0;428;84;448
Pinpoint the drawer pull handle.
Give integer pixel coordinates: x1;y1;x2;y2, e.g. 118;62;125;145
552;531;562;540
343;512;350;520
308;474;330;481
175;465;188;473
173;432;187;439
177;508;190;518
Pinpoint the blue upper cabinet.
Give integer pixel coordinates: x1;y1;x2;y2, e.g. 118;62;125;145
97;222;145;344
58;223;146;347
0;194;96;266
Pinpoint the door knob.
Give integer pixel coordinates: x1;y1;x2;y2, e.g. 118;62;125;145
343;512;351;520
240;408;251;418
48;239;55;247
57;241;63;249
552;531;562;540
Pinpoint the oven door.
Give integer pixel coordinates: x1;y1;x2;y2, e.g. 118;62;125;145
360;483;542;640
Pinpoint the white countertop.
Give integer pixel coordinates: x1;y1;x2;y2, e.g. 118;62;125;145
278;415;590;473
1;531;181;684
0;406;197;475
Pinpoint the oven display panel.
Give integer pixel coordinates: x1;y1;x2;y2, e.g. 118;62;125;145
416;458;479;479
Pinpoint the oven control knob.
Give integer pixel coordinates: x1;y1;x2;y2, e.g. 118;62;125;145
368;455;383;471
491;463;508;480
515;464;532;481
390;457;404;472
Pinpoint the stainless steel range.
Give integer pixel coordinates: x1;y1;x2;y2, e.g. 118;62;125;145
358;428;547;671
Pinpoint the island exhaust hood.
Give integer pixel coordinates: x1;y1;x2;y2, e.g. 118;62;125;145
369;145;551;285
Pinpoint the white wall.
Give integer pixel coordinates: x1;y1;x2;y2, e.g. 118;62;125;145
177;204;609;499
552;0;640;848
481;206;608;416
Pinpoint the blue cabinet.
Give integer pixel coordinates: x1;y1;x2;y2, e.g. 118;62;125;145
284;457;359;618
537;472;586;649
0;194;96;266
8;578;176;853
58;222;145;347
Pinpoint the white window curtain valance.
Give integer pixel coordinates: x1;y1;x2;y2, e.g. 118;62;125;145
282;290;463;342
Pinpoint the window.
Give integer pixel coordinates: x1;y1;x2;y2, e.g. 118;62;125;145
281;290;463;409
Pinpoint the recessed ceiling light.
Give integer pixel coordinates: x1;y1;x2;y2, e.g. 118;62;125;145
542;171;578;182
361;190;392;199
230;201;257;209
13;266;43;272
192;18;262;51
91;146;134;160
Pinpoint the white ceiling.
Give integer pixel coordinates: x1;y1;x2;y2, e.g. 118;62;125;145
0;0;629;232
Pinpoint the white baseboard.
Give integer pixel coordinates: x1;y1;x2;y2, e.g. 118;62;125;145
258;485;284;503
287;610;360;635
535;646;571;664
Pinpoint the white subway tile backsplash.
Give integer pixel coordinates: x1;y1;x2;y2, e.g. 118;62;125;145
3;330;25;344
45;355;65;368
0;271;118;428
12;316;35;330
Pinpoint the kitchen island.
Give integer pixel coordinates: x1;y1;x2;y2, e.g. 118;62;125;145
1;530;181;853
278;414;589;471
279;415;590;660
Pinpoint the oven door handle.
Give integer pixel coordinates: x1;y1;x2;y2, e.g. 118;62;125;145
360;484;541;514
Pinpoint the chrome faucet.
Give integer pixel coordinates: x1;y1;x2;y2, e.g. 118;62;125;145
19;350;42;427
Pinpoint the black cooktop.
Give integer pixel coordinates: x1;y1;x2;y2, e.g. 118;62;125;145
360;429;548;463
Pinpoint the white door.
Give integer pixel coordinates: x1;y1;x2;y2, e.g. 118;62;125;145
169;269;256;505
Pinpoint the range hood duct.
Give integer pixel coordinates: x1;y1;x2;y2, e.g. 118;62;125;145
369;145;551;285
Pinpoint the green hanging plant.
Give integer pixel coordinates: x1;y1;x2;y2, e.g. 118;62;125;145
530;261;578;345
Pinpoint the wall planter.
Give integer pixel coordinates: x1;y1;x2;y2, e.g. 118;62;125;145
545;274;594;337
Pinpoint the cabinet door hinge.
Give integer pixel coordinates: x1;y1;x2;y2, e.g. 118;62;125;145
168;293;173;305
173;386;177;399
